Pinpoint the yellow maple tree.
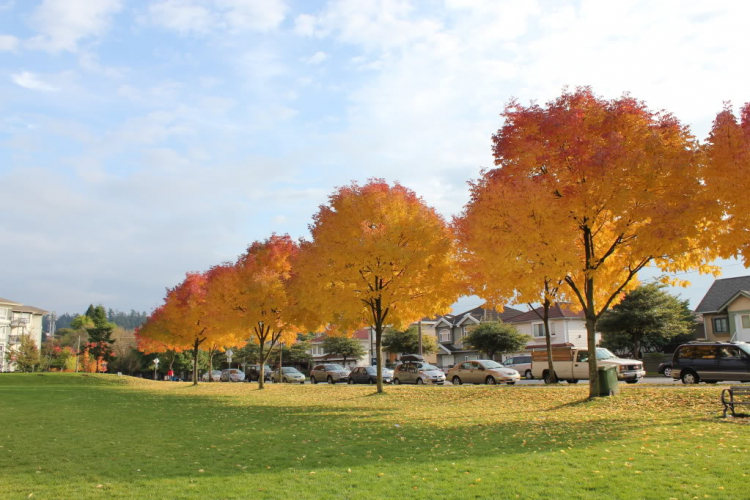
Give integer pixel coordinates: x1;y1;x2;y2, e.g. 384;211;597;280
291;179;464;393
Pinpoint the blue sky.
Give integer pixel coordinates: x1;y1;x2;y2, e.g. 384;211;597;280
2;0;749;315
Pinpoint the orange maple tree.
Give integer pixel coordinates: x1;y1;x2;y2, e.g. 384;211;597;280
466;88;717;397
139;272;245;385
704;102;750;263
205;235;300;389
291;180;464;393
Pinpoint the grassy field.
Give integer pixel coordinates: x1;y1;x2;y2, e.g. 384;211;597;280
0;374;747;499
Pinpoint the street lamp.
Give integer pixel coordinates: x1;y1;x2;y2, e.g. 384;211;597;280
153;358;160;380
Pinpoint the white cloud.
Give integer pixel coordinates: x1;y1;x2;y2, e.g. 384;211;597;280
26;0;123;53
0;34;18;51
301;51;328;65
11;71;59;92
294;13;317;35
148;0;288;35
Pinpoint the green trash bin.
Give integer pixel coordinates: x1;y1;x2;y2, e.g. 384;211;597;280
597;365;619;396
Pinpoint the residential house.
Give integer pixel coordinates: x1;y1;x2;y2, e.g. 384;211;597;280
435;305;525;367
504;303;591;355
307;328;375;368
694;275;750;342
0;297;48;372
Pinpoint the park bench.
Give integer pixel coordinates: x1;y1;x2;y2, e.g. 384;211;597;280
721;386;750;417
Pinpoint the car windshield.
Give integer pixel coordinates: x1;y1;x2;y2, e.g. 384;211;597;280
282;367;299;373
325;364;345;371
419;363;440;371
481;361;503;369
596;348;616;360
737;344;750;356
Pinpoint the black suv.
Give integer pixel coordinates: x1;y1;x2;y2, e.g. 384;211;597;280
671;342;750;384
245;364;273;382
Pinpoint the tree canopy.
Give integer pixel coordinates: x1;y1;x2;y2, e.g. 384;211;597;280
321;336;367;365
598;284;694;358
382;326;437;355
462;322;528;359
292;179;464;392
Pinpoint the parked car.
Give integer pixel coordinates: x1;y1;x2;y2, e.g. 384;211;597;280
657;361;673;378
310;364;350;384
201;370;222;382
220;368;246;382
671;342;750;384
441;364;455;376
348;366;393;385
393;361;445;385
246;364;273;382
503;355;533;379
531;347;645;384
271;367;306;384
448;360;520;385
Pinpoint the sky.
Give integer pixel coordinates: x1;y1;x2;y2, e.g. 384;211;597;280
2;0;750;316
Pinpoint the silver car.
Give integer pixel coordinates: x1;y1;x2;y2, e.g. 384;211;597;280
310;364;350;384
271;367;306;384
201;370;222;382
448;360;520;385
393;361;446;385
503;355;533;380
220;368;246;382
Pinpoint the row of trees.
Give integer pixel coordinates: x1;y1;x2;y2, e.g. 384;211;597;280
138;87;749;398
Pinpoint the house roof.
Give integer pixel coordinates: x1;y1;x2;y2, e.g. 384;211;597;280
0;297;22;306
12;305;48;315
310;328;370;343
694;276;750;313
453;305;524;325
506;303;585;323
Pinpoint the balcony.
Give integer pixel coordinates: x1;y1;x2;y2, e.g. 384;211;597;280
10;318;29;327
8;335;21;345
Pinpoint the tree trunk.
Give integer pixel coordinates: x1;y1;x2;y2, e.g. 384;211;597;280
542;298;557;384
375;324;383;394
192;338;200;386
258;341;265;390
586;313;598;398
633;333;642;360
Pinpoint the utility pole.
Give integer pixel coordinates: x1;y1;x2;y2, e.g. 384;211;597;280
418;319;423;356
74;335;81;373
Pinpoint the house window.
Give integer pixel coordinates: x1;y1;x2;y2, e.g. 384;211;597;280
533;323;545;337
742;315;750;329
439;329;451;342
461;327;468;338
0;308;8;319
713;317;729;333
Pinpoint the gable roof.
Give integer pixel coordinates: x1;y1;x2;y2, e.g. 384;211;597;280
0;297;22;306
453;305;525;325
695;276;750;313
12;305;48;315
506;303;585;323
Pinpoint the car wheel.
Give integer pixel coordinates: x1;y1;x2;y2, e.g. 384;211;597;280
543;371;556;384
705;380;718;384
524;370;533;380
348;378;354;384
507;382;516;385
485;376;496;385
393;378;401;385
416;378;424;385
625;379;638;384
663;367;672;378
681;370;699;384
568;379;578;384
368;378;375;385
311;376;317;384
452;376;462;385
327;376;334;384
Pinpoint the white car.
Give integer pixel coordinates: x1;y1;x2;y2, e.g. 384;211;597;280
220;369;246;382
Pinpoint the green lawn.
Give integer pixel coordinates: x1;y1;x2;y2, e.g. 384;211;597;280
0;374;747;499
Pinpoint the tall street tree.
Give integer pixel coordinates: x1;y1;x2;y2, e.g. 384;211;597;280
474;87;717;398
205;235;300;389
704;102;750;264
462;322;528;359
598;284;694;358
321;336;367;366
382;326;437;356
292;179;464;393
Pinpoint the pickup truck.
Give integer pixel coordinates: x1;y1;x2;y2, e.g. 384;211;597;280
531;347;645;384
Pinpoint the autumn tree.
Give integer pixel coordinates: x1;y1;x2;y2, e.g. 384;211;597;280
462;322;528;359
471;88;716;397
704;102;750;263
382;326;437;356
138;272;245;385
205;235;299;389
5;333;41;372
321;336;367;366
292;180;464;393
456;171;575;384
598;284;694;358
